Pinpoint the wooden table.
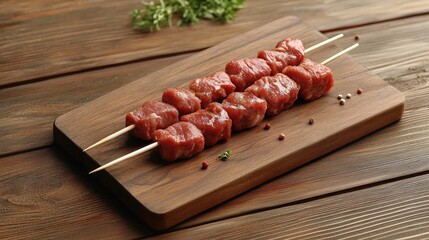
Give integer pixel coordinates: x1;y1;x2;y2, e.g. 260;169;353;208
1;1;428;239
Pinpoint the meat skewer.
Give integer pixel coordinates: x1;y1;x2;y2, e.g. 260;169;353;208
89;43;358;174
83;34;344;152
283;43;359;101
245;73;299;116
181;103;232;147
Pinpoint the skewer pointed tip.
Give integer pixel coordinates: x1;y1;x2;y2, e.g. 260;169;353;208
88;142;160;174
82;124;136;152
88;169;99;174
83;145;94;152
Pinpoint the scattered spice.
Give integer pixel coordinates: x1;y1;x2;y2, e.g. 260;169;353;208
346;93;352;99
264;123;271;130
201;161;209;169
357;88;363;94
340;99;346;105
354;34;359;41
337;94;343;100
308;118;314;125
219;150;232;161
278;133;285;140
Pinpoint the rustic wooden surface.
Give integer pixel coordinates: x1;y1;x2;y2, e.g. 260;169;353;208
1;0;429;239
54;16;404;230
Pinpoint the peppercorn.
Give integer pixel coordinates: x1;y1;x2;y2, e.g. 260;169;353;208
357;88;363;94
346;93;352;99
278;133;285;140
354;35;359;41
337;94;343;100
340;99;346;105
308;118;314;125
201;161;209;170
264;123;271;130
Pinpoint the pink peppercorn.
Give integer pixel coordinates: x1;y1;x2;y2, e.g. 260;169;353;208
264;123;271;130
357;88;363;94
201;161;209;170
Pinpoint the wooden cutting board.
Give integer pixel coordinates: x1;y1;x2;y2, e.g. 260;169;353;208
54;16;404;230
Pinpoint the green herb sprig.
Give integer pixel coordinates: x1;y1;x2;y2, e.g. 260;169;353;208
130;0;246;32
219;150;232;161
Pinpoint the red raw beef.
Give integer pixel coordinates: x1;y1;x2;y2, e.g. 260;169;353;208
181;103;232;147
222;92;267;131
225;58;271;92
153;122;205;161
283;58;334;101
189;71;236;108
275;38;305;62
125;100;179;140
162;88;201;115
257;38;304;75
245;73;299;116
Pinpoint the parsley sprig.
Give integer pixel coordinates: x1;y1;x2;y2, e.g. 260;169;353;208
219;150;232;161
130;0;246;32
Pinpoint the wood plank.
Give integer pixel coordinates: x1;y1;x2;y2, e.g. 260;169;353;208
1;14;429;237
0;148;154;239
1;0;429;87
179;84;429;228
1;85;427;238
1;13;428;157
0;54;189;156
53;16;404;230
326;16;429;93
152;174;429;239
176;13;429;228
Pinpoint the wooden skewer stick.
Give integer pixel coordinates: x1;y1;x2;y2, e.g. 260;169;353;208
304;33;344;53
88;43;359;175
89;142;159;174
83;34;345;153
83;124;135;152
321;43;359;65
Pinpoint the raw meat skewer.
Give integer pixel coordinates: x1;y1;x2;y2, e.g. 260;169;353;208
89;43;357;174
83;35;344;152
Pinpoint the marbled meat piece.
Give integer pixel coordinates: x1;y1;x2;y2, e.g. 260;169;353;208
283;58;334;101
222;92;267;131
245;73;299;116
258;38;304;76
162;88;201;115
153;122;205;161
225;58;271;92
189;71;236;108
125;100;179;140
181;103;232;147
274;38;305;62
257;38;304;75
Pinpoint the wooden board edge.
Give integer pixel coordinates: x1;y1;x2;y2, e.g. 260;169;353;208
52;70;406;231
52;120;169;230
154;88;405;229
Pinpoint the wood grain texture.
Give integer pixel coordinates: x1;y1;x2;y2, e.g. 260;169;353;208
1;85;427;238
53;17;404;230
153;174;429;239
0;148;154;239
326;16;429;93
1;14;428;156
0;54;189;156
1;0;428;87
1;15;428;238
177;13;429;228
179;83;429;228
